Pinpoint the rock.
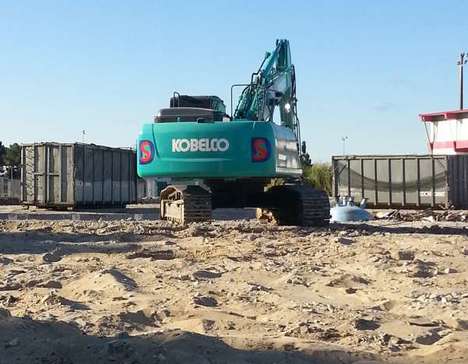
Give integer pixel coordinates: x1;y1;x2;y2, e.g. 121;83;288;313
126;249;175;260
334;237;354;245
408;260;437;278
262;248;282;257
384;334;407;351
40;292;82;309
395;250;415;261
345;287;358;294
408;316;439;327
177;274;191;281
193;270;222;280
0;257;13;265
444;267;457;274
25;279;41;288
193;295;218;307
42;250;63;263
248;282;273;292
0;282;22;291
354;318;380;331
0;294;18;306
6;269;25;276
202;319;216;332
370;300;395;311
463;247;468;256
415;329;442;345
375;210;397;219
326;273;370;288
287;276;310;287
38;280;63;289
422;216;436;223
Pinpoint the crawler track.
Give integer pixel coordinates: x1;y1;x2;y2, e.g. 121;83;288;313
160;185;212;224
266;184;331;226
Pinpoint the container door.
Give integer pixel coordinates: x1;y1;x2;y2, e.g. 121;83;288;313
28;144;46;205
448;155;468;208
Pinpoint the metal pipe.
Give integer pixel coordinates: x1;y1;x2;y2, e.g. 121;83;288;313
230;83;250;118
458;52;467;110
341;136;348;155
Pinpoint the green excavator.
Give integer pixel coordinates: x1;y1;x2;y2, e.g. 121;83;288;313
137;39;330;226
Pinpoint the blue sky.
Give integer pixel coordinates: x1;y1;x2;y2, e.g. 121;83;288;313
1;0;467;161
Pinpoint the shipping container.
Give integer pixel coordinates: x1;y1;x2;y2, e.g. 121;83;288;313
21;143;137;208
332;155;468;209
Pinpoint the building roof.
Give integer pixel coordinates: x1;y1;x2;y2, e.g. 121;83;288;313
419;109;468;122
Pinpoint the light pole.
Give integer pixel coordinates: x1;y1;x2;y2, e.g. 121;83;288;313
458;52;467;110
341;136;348;155
82;130;86;143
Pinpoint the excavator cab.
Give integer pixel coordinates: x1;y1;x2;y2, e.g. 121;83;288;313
154;94;227;123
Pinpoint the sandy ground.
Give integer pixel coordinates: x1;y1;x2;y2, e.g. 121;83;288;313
0;213;467;364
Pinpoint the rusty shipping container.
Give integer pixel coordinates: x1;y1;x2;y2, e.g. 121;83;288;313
332;155;468;209
21;143;137;208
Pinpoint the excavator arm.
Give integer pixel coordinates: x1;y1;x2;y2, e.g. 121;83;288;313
233;39;300;141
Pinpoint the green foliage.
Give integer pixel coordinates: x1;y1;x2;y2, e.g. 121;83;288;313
0;142;21;178
303;163;333;195
4;143;21;166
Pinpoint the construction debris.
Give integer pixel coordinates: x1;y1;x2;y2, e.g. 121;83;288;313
375;209;468;222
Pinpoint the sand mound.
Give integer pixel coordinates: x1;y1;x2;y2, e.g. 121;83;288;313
61;268;137;302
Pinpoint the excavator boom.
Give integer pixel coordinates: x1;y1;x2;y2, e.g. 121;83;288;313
234;39;299;138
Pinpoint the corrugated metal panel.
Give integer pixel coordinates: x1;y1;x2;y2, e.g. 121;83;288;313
447;155;468;209
333;154;468;209
21;143;137;208
0;177;21;204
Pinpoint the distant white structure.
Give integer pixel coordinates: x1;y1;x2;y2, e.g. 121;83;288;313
420;109;468;155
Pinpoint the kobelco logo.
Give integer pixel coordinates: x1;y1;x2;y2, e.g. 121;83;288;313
172;138;230;152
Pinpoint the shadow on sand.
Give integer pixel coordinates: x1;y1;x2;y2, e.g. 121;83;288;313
0;312;388;364
0;227;178;255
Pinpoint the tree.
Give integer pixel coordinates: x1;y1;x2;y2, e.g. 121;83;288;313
303;163;333;196
0;143;21;179
4;143;21;167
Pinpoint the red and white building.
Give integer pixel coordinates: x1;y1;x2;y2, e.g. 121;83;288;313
420;109;468;154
